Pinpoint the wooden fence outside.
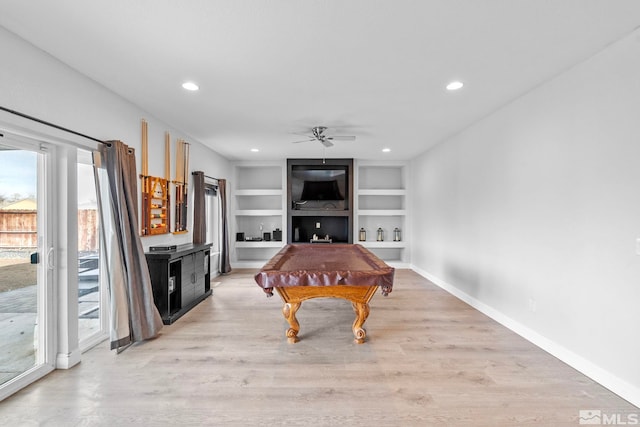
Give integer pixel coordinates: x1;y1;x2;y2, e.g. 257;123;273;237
78;209;98;252
0;209;98;251
0;210;36;248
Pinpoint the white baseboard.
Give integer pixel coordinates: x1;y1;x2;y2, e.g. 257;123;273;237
410;264;640;409
56;348;81;370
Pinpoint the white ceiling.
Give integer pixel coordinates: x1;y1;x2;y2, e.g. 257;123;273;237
2;1;640;161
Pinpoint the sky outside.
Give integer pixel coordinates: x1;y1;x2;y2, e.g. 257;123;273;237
0;148;97;206
0;150;36;200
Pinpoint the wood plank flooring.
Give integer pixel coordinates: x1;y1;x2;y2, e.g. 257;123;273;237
0;269;636;426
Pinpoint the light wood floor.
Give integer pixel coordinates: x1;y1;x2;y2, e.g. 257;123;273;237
0;269;636;426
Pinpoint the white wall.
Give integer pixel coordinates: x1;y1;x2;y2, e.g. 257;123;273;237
0;26;232;249
410;29;640;406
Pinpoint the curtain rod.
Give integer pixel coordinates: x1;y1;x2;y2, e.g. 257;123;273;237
192;171;221;182
0;105;108;145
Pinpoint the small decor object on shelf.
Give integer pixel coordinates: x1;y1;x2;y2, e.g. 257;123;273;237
359;227;366;241
393;227;401;242
149;245;177;252
311;234;332;243
236;232;245;242
376;227;384;242
273;228;282;241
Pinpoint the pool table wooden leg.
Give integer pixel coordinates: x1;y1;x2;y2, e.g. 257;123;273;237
351;302;370;344
282;302;301;343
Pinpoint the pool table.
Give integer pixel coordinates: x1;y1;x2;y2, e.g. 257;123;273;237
254;244;394;344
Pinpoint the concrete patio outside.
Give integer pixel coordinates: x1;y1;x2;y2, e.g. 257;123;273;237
0;256;100;385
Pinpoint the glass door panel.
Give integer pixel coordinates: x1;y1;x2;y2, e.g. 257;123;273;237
205;186;220;274
0;142;46;386
77;149;105;347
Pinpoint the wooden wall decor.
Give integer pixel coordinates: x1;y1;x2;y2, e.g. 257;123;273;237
147;176;169;234
164;132;171;232
173;138;190;234
140;119;171;236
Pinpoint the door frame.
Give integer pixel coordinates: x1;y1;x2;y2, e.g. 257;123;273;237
0;135;56;401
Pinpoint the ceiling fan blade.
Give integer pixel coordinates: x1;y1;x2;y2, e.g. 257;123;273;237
292;138;316;144
321;139;334;147
327;135;356;141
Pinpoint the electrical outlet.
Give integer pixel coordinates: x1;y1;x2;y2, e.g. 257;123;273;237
316;222;321;229
636;238;640;255
528;298;537;313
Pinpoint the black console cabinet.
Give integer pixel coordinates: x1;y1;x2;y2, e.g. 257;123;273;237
145;243;212;324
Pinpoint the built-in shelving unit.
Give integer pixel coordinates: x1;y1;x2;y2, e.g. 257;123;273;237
230;159;408;268
354;160;409;267
231;162;286;268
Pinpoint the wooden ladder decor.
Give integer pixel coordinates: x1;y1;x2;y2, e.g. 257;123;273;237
140;119;171;236
173;138;190;234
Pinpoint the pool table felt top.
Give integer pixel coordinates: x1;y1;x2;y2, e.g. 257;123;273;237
254;244;395;291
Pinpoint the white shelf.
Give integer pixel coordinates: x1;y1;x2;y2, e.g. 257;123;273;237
358;209;406;216
235;241;284;248
235;189;283;196
235;209;283;216
358;241;406;248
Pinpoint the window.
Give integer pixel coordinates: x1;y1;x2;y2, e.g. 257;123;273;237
77;149;107;349
205;182;220;274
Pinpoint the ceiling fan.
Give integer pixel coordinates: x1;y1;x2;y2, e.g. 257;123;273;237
292;126;356;147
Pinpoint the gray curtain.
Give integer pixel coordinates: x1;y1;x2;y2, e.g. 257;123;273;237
218;179;231;274
192;171;206;244
93;140;163;351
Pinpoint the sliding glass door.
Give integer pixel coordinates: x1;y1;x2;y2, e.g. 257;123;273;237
0;137;54;393
77;148;106;348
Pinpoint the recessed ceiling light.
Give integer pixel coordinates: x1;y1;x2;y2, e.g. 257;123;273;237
182;81;199;91
382;148;391;153
446;81;464;91
250;148;259;152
